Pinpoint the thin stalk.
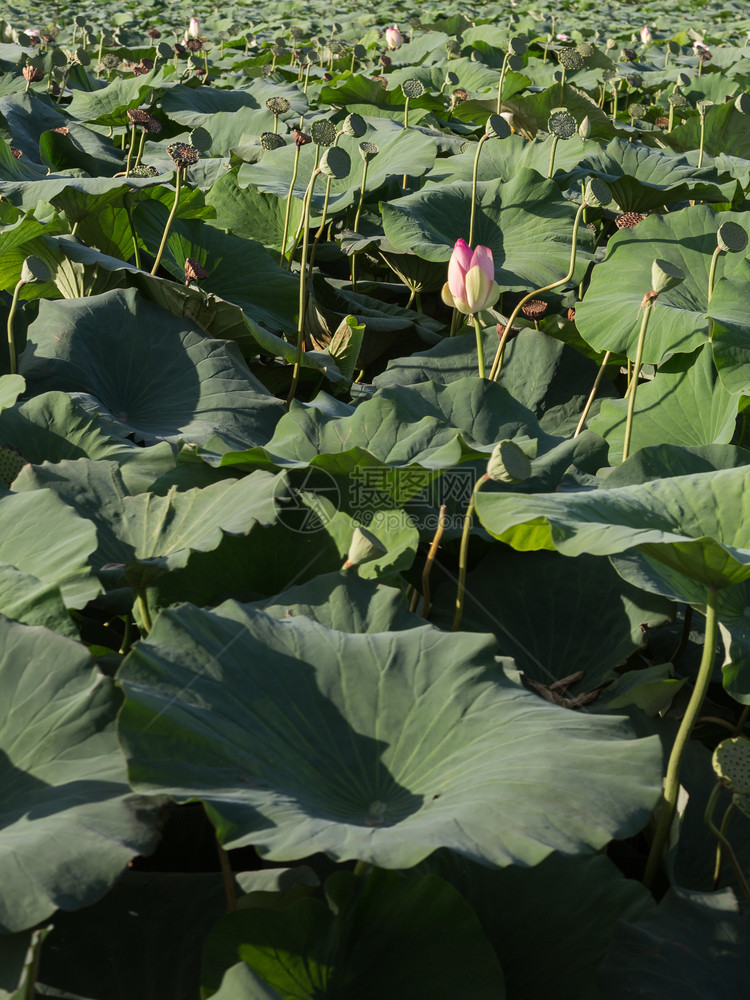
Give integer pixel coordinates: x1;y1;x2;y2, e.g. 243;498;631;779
402;97;410;189
469;133;488;248
472;314;486;379
496;51;510;113
668;101;675;132
421;505;447;620
611;83;618;123
711;795;735;887
280;142;302;265
449;307;459;337
707;244;722;304
705;782;750;902
125;200;141;268
97;30;104;71
217;836;237;911
547;134;560;178
350;158;370;289
6;278;24;375
118;615;132;656
559;66;566;103
698;114;706;168
303;61;312;94
489;198;586;380
287;146;320;270
133;128;147;171
644;585;719;889
124;122;137;177
621;298;655;463
286;167;320;409
136;590;153;635
308;174;333;277
452;477;486;632
150;167;183;275
574;350;611;436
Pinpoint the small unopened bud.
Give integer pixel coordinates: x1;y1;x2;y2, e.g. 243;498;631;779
21;256;51;285
650;258;684;295
485;440;533;483
578;115;591;140
343;526;386;569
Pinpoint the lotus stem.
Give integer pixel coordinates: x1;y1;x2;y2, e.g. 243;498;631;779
304;61;312;94
469;133;489;248
574;350;612;437
308;174;333;277
150;167;183;275
704;781;750;902
547;134;560;178
496;51;510;113
421;505;447;620
402;97;410;190
472;314;486;379
125;200;141;269
611;83;618;123
287;146;320;270
668;101;675;132
133;129;147;171
6;278;24;375
97;30;104;71
136;590;153;634
559;66;566;103
489;197;587;380
350;158;370;290
621;298;654;462
287;166;320;409
453;476;486;632
707;244;722;304
217;836;237;911
280;142;303;265
698;113;706;169
644;585;718;889
124;122;137;177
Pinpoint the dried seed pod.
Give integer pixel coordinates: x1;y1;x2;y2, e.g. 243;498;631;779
126;108;162;133
310;118;337;146
166;141;200;168
558;47;583;71
521;299;548;320
615;212;645;228
266;96;291;116
358;141;379;162
292;127;312;147
259;131;286;150
51;126;70;135
654;115;670;129
184;257;210;283
9;145;21;159
22;65;43;82
621;48;637;61
496;323;520;341
147;28;161;39
185;38;203;52
451;88;469;105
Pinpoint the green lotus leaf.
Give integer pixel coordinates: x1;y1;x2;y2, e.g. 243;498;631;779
666;97;750;160
575;206;749;363
19;288;284;447
589;345;740;463
598;888;750;999
202;869;505;1000
160;81;307;131
205;169;304;253
602;444;750;488
0;564;75;637
707;259;750;393
39;123;126;176
380;169;593;292
0;94;66;161
65;65;171;126
118;602;661;868
475;466;750;591
0;618;164;933
429;134;603;186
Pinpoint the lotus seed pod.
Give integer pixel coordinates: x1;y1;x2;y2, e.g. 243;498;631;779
735;93;750;115
602;69;616;83
668;92;687;108
651;258;684;294
697;99;714;117
716;222;748;253
189;126;211;151
558;48;583;71
667;40;680;54
157;41;173;59
353;44;366;60
615;212;645;228
320;145;351;178
626;73;643;89
712;737;750;793
444;70;459;86
507;54;524;72
310;118;337;146
576;41;595;58
578;115;591;139
342;113;366;138
0;445;25;488
75;47;91;67
521;299;548;320
184;257;209;283
676;72;691;87
74;14;86;26
445;38;461;57
584;177;612;207
486;440;532;483
606;38;617;50
343;526;385;569
628;103;647;119
130;164;160;177
548;110;577;138
401;78;425;99
259;131;285;151
266;96;291;116
509;35;527;55
621;48;637;62
21;257;51;284
485;114;511;139
166;141;200;167
358;141;379;162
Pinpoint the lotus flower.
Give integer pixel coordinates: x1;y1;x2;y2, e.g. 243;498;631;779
640;25;652;45
188;17;200;38
441;239;500;315
385;25;403;50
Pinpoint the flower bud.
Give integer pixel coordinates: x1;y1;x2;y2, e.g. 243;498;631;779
486;440;533;483
343;526;386;569
651;259;684;294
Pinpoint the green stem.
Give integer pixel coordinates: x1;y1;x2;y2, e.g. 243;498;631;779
705;783;750;902
472;314;486;379
469;134;488;248
421;504;447;621
452;477;486;632
489;199;586;380
621;299;654;463
644;585;719;889
97;30;104;72
402;97;410;190
133;129;146;171
6;279;24;375
124;122;136;178
125;200;141;268
698;114;706;169
217;835;237;911
350;159;370;291
707;244;722;304
496;51;510;113
150;168;183;275
559;65;566;104
308;174;332;277
547;134;560;179
136;590;153;635
286;168;319;409
280;142;302;265
287;146;320;270
611;83;618;123
574;350;611;437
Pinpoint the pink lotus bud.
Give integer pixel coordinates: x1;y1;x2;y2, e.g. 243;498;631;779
441;239;500;315
385;25;403;50
188;17;200;38
640;25;652;45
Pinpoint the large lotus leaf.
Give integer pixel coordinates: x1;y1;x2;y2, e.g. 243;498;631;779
387;57;513;96
707;260;750;393
380;170;593;292
602;443;750;488
19;288;284;446
0;564;76;637
429;547;673;692
206;169;304;253
118;602;662;868
0;137;47;182
575;206;749;363
598;888;750;999
161;80;308;130
39;122;126;177
0;210;68;300
0;618;164;933
0;488;99;609
0;173;174;215
33;869;312;1000
421;850;653;1000
589;345;740;464
0;93;66;161
503;84;617;142
431;134;605;185
476;466;750;591
131;206;299;332
373;327;619;437
666;99;750;160
202;869;505;1000
66;66;171;126
12;459;285;590
238;127;437;217
565;137;737;212
317;75;445;115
